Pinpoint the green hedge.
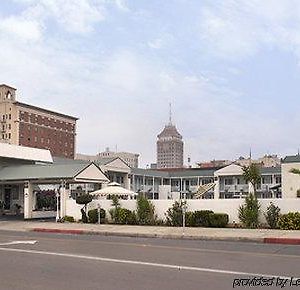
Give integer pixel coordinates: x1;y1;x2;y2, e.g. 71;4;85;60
208;213;229;228
63;215;75;223
88;208;106;224
278;212;300;230
185;210;229;228
112;208;137;225
194;210;214;227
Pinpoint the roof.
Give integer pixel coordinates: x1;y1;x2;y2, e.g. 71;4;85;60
157;124;182;139
14;101;78;121
282;155;300;164
215;164;244;176
0;162;107;182
131;167;214;178
0;142;52;163
260;167;281;174
95;157;119;166
168;169;214;178
131;168;169;177
0;84;16;90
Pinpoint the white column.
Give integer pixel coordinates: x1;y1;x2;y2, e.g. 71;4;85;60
60;181;67;218
214;177;220;199
124;174;131;190
24;181;33;219
152;177;155;199
132;174;135;191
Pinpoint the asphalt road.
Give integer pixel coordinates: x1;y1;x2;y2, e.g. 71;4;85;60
0;230;299;290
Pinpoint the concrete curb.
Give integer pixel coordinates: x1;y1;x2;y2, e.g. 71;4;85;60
31;228;266;243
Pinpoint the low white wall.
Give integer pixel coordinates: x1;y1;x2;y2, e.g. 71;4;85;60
32;211;56;219
65;198;300;224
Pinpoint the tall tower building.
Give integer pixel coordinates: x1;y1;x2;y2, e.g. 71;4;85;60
156;104;184;169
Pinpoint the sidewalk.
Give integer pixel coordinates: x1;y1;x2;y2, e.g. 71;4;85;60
0;220;300;245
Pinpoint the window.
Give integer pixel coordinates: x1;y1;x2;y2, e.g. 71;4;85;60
224;178;234;185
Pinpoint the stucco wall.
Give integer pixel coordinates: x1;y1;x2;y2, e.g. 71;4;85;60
282;162;300;198
66;198;300;224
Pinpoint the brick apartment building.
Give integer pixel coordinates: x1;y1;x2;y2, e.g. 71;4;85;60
0;84;77;159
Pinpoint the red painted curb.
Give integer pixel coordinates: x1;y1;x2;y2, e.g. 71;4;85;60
264;238;300;245
32;228;84;235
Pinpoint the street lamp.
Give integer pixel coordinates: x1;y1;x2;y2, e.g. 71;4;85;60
56;188;60;222
182;192;186;236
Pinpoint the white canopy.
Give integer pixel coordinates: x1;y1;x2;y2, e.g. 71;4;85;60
90;182;137;199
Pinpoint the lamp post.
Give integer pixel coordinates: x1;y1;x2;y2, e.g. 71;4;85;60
56;188;60;222
182;192;186;236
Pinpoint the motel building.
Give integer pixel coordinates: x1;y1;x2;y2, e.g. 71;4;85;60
0;142;299;220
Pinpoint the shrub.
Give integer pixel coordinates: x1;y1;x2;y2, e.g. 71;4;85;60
165;201;184;226
264;202;280;229
238;193;260;228
208;213;229;228
278;212;300;230
88;208;106;224
111;208;137;225
193;210;214;227
63;215;75;223
186;211;196;227
136;196;156;225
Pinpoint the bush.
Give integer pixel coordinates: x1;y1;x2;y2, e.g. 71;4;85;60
63;215;75;223
165;201;184;226
264;202;280;229
208;213;229;228
238;193;260;228
278;212;300;230
186;211;196;227
88;208;106;224
111;208;137;225
136;196;156;225
193;210;214;227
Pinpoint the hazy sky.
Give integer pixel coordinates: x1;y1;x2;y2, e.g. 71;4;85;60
1;0;300;167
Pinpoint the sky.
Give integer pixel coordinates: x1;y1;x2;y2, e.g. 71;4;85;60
1;0;300;167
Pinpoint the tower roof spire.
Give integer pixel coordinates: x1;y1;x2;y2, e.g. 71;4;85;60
169;102;172;125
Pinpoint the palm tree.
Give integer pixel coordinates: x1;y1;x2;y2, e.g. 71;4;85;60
242;163;261;195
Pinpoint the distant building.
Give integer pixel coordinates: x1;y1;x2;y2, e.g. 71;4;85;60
0;84;77;159
197;160;232;169
76;147;139;168
235;154;281;168
156;106;183;169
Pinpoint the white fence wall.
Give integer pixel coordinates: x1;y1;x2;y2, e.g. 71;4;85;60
65;198;300;223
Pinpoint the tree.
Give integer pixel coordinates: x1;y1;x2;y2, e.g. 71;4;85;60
238;193;260;228
136;196;156;225
242;163;261;195
76;194;93;223
109;195;120;223
264;202;280;229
